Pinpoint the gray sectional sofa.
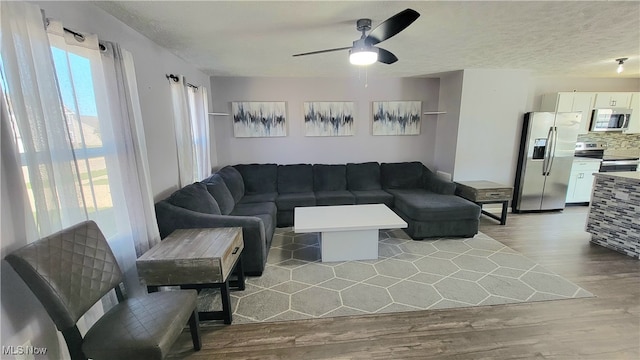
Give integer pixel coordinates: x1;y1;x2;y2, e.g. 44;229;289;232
154;161;481;276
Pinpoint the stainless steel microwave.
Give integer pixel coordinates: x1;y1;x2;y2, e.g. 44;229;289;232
590;108;632;132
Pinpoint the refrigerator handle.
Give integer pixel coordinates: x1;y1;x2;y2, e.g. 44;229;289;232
542;126;553;175
546;127;558;175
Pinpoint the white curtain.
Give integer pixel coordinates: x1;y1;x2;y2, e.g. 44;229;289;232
1;2;87;238
2;0;160;320
169;76;211;184
1;2;95;355
2;3;160;357
100;41;161;256
187;85;211;179
169;76;195;186
45;20;146;300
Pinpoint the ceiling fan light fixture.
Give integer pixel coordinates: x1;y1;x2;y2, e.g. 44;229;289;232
350;48;378;65
349;39;378;65
616;57;628;74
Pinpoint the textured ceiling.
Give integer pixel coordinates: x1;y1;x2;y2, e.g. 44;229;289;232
94;1;640;78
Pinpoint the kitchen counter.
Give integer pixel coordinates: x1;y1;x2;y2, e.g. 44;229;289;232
586;172;640;259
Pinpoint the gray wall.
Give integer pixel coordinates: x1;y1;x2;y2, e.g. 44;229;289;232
210;77;440;167
2;2;212;358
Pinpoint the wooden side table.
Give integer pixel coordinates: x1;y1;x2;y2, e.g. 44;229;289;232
455;180;513;225
137;227;245;324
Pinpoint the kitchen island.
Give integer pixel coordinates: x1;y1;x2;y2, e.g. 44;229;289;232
586;172;640;259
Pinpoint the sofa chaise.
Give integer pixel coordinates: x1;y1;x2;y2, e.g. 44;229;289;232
154;161;481;276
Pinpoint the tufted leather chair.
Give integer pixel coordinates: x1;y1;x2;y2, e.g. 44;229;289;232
5;220;201;360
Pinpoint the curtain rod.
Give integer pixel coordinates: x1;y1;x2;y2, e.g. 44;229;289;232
166;74;199;90
65;26;106;51
56;21;106;51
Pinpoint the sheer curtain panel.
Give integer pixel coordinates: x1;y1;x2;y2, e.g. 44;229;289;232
187;85;211;180
1;2;90;356
1;2;87;239
100;41;161;256
45;21;141;299
169;76;196;186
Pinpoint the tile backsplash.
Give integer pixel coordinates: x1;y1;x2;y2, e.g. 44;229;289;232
577;133;640;154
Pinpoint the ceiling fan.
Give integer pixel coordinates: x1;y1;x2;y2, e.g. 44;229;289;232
292;9;420;66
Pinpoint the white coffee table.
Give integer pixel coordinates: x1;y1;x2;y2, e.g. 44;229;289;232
294;204;408;262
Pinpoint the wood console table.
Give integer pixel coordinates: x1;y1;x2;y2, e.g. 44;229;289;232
455;180;513;225
137;227;245;324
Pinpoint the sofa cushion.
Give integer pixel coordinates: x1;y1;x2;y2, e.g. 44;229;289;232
278;164;313;193
217;166;245;204
387;189;480;221
315;191;356;206
238;192;278;204
234;164;278;194
350;190;394;207
276;192;316;211
347;162;382;190
230;202;277;221
167;182;221;215
205;174;235;215
313;164;347;191
276;210;294;228
381;162;424;189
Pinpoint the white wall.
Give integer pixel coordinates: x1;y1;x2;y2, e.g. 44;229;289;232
433;71;464;176
1;2;211;358
210;77;440;168
453;69;532;185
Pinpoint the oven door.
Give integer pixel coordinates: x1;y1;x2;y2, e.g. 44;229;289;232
599;160;639;172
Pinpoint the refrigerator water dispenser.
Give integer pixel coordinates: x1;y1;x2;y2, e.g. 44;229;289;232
532;138;547;159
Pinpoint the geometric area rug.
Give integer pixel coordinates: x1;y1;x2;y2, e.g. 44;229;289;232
198;228;593;324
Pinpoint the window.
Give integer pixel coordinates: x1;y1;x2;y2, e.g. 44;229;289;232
3;43;119;236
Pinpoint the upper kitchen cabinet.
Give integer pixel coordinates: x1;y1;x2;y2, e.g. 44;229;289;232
540;92;595;134
627;92;640;134
593;92;632;108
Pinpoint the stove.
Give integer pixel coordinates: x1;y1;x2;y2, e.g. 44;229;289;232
574;142;639;172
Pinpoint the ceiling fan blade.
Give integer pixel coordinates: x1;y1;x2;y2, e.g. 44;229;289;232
365;8;420;46
292;46;352;57
377;47;398;64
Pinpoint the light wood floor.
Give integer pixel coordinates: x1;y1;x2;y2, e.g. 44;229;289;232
168;206;640;359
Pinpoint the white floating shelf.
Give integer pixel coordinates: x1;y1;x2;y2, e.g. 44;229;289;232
423;111;447;115
208;112;229;116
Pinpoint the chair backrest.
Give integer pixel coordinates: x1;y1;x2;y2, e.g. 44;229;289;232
5;220;123;331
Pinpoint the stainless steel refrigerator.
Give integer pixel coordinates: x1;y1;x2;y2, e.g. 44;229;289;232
513;112;581;212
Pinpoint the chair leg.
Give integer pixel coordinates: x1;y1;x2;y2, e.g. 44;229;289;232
61;326;88;360
188;310;202;351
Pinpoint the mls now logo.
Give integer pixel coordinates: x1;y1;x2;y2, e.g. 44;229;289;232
2;345;48;356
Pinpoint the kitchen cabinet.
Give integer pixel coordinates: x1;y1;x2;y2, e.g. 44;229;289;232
540;92;596;134
593;92;632;108
626;92;640;134
566;158;601;204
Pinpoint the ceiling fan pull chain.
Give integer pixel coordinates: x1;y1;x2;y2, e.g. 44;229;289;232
365;67;368;88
